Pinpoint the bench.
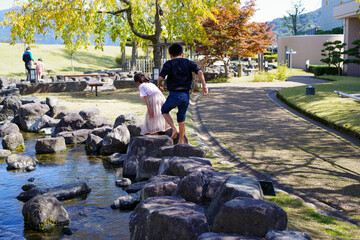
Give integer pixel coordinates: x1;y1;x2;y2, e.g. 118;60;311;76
58;73;101;81
243;68;259;75
87;81;104;96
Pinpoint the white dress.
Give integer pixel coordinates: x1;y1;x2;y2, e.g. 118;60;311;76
139;83;171;135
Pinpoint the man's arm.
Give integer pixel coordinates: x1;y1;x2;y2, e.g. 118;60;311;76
157;76;164;90
197;70;209;96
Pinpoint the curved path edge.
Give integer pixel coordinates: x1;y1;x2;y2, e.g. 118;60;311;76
190;92;360;226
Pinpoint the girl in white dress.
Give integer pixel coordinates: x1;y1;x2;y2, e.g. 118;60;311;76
134;73;171;135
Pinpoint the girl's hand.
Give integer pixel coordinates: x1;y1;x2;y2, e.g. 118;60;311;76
148;109;154;118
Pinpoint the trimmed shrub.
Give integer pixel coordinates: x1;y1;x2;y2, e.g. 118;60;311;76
313;66;340;76
207;77;229;83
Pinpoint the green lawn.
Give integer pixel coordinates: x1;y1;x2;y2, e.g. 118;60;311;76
278;76;360;138
0;43;141;78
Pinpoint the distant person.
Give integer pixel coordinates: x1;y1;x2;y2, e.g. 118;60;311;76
35;58;44;80
157;43;209;144
22;47;34;82
134;73;171;135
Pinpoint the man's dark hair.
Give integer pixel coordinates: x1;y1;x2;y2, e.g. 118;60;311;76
168;43;183;57
26;47;31;51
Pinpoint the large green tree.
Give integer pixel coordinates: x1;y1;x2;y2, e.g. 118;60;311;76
2;0;237;67
282;0;308;36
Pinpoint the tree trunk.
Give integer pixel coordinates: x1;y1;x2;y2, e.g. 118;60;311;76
71;55;74;72
153;0;162;68
121;47;126;72
223;60;229;78
131;39;138;72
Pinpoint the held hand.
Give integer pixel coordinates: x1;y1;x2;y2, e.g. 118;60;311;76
148;109;154;118
203;87;210;97
158;85;164;91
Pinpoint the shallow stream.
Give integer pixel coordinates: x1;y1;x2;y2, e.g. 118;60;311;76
0;132;131;240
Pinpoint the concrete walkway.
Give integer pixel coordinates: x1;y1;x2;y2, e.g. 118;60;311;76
190;76;360;224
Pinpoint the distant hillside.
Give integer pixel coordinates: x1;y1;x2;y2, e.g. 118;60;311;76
269;9;322;38
0;8;119;46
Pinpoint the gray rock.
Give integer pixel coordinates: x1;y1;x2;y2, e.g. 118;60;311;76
57;129;92;144
39;127;54;135
0;122;20;137
207;175;264;225
212;197;287;237
18;103;50;131
168;156;215;177
130;196;209;240
198;232;261;240
22;195;70;231
205;172;236;201
115;178;132;188
0;149;12;157
136;157;162;181
106;152;127;165
123;135;173;178
28;115;59;132
21;96;41;104
0;76;9;89
173;170;211;203
125;181;148;193
17;181;92;202
6;154;37;171
114;113;143;137
90;126;112;138
85;117;112;129
173;144;206;157
100;125;131;155
2;132;25;151
157;157;172;175
51;105;68;119
265;230;312;240
46;97;59;109
157;145;174;157
54;112;84;134
22;184;37;191
85;133;103;154
141;175;181;200
111;191;141;210
79;108;100;120
0;94;22;120
35;137;66;154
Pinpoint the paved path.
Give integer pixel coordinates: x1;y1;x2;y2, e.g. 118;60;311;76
190;76;360;224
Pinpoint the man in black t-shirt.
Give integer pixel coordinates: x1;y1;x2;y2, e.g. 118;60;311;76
158;43;209;144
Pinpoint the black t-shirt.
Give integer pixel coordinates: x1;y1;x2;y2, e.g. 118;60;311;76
159;58;200;91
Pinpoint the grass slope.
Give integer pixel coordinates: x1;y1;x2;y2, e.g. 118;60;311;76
0;43;138;78
278;76;360;139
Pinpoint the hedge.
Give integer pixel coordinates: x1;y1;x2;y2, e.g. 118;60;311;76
310;66;341;76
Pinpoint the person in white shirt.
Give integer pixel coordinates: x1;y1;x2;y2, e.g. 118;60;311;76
134;73;171;135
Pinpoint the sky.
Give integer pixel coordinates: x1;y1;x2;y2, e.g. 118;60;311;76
0;0;323;22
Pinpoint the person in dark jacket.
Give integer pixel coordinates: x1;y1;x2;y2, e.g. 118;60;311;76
157;43;209;144
22;47;34;82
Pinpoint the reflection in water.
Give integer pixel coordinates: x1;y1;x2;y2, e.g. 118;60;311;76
0;132;130;239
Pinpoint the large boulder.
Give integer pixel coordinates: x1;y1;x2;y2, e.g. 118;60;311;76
125;181;148;194
123;135;173;178
2;132;25;151
90;127;112;138
28;115;60;132
105;153;127;165
6;154;38;171
141;175;181;200
158;144;206;158
85;117;112;129
265;230;312;240
22;195;70;231
85;134;103;154
168;156;215;177
79;108;100;120
136;157;162;181
0;76;9;89
0;94;22;120
0;122;20;137
173;170;212;203
129;196;209;240
114;113;142;137
21;96;41;104
204;172;236;201
50;105;68;119
0;149;12;158
212;197;287;238
111;191;141;210
207;175;264;225
100;125;131;155
57;129;92;144
157;157;173;175
198;232;261;240
35;137;66;154
46;96;59;109
53;112;85;134
17;181;92;202
18;103;50;130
